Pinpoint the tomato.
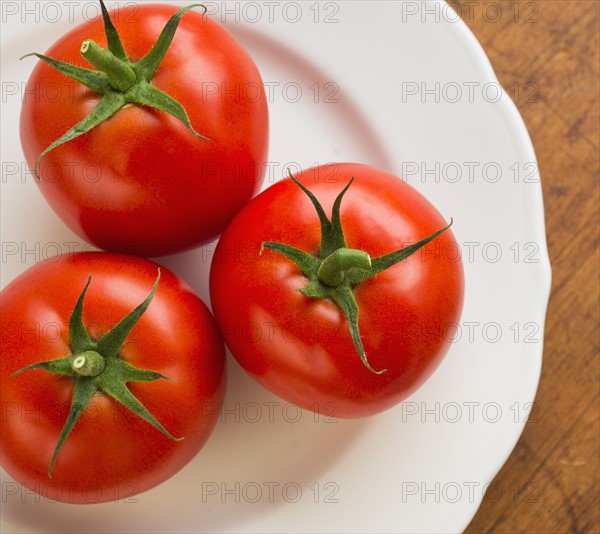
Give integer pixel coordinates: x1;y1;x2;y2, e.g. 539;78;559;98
0;252;225;503
210;163;464;418
20;2;269;257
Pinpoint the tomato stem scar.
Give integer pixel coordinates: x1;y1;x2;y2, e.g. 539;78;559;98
72;351;106;377
317;248;372;287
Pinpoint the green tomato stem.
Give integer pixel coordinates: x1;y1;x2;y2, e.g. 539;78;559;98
80;39;136;91
317;248;372;287
72;351;105;377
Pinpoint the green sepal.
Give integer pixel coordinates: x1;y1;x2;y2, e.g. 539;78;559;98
286;171;349;257
97;378;182;442
20;53;111;94
126;82;209;140
12;356;75;378
329;178;354;255
34;92;126;179
48;377;97;477
96;271;160;359
69;277;96;354
285;172;332;250
298;279;330;299
111;358;171;383
136;4;207;80
99;0;128;62
347;220;454;285
330;286;386;375
261;242;319;278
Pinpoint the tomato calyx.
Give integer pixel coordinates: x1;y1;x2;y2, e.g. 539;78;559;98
21;0;210;179
12;270;182;478
261;171;453;374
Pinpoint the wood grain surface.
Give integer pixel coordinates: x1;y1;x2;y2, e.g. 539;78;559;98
454;1;600;533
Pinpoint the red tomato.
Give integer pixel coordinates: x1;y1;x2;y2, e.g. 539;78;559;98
0;253;225;503
20;3;269;256
210;163;464;418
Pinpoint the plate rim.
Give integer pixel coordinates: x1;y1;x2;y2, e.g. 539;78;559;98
0;1;553;532
436;0;552;530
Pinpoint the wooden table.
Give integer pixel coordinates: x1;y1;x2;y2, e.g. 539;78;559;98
456;1;600;532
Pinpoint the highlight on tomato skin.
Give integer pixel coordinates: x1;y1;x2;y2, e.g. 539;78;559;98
19;1;269;257
210;163;465;419
0;252;226;504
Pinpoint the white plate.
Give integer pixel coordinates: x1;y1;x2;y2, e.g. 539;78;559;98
0;1;551;532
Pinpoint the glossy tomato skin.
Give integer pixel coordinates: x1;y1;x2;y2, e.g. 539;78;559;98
20;5;269;257
210;163;464;418
0;253;226;504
